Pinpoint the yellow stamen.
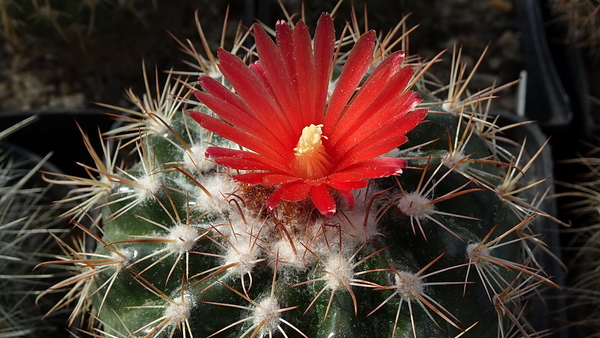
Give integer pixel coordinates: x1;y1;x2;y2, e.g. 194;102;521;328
294;124;326;153
292;124;333;179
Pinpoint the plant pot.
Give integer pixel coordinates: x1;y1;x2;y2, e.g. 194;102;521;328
492;110;567;338
0;109;116;178
0;110;117;337
0;141;72;338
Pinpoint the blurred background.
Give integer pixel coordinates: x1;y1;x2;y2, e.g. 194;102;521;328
0;0;521;111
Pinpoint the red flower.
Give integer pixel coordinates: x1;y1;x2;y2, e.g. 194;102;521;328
190;13;427;217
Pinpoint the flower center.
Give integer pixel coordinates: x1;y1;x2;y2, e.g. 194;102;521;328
292;124;333;179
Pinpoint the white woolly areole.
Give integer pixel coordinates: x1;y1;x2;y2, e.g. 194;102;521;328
264;217;325;270
110;249;131;268
148;114;170;134
324;255;355;290
442;151;469;172
252;297;281;337
166;225;199;254
193;175;235;213
164;293;193;327
466;243;491;265
116;173;160;201
333;190;380;245
394;271;424;299
184;143;216;172
271;235;315;270
134;174;161;199
225;211;266;240
441;101;454;113
397;192;434;219
224;233;261;277
206;68;222;80
99;175;113;189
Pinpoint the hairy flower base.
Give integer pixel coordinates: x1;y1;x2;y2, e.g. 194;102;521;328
237;183;318;221
230;170;375;217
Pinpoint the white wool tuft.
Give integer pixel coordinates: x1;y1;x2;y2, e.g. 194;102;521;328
184;143;216;173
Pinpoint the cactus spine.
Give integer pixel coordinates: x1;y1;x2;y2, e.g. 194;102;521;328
41;10;561;338
557;145;600;337
0;116;72;337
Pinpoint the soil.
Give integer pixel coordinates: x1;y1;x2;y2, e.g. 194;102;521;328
0;0;522;113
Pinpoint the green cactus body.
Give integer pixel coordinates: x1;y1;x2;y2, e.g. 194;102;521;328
77;108;534;338
43;12;558;338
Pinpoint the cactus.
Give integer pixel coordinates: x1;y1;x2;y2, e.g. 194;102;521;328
556;145;600;337
40;11;563;338
550;0;600;54
0;116;73;337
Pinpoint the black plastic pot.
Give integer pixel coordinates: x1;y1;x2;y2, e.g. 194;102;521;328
516;0;596;143
516;0;575;129
0;109;115;178
492;110;567;338
0;110;116;338
0;141;74;338
516;3;600;337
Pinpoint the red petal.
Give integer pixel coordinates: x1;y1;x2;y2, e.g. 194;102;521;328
275;20;295;82
352;108;427;151
262;174;302;186
190;112;288;164
311;185;337;217
216;49;295;146
327;171;364;182
233;172;301;187
338;91;421;151
324;30;376;129
193;88;288;155
213;157;283;172
341;157;407;178
326;178;368;191
279;182;311;201
197;76;254;119
336;135;409;171
249;61;280;107
327;51;405;145
338;189;355;209
193;89;254;130
335;109;427;169
253;24;302;131
312;13;335;123
267;188;284;211
233;172;271;184
293;20;317;127
205;147;291;176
